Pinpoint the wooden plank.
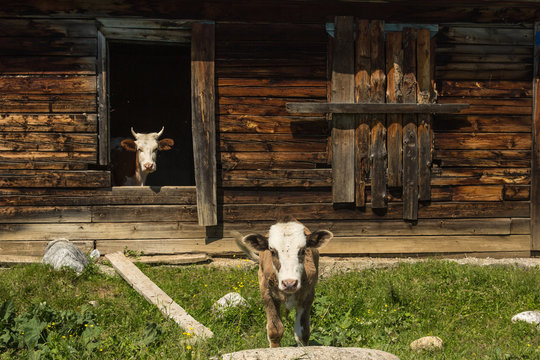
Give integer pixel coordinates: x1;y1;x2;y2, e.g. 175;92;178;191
532;22;540;252
0;241;93;258
96;235;531;256
0;94;96;113
191;22;217;226
432;168;530;185
0;114;97;133
436;70;532;81
0;170;110;188
0;37;96;57
0;206;91;223
354;19;371;207
386;31;403;188
434;115;531;133
0;152;96;169
99;28;190;43
0;133;97;152
434;149;530;167
331;16;355;204
0;19;97;37
434;133;531;150
222;169;332;188
92;205;198;223
370;20;387;209
0;76;96;94
106;252;213;339
219;133;327;152
286;102;469;114
218;115;327;135
402;27;418;221
437;26;533;46
0;56;96;75
438;80;533;98
134;254;209;265
417;29;433;202
217;85;326;98
97;30;109;166
220;152;328;170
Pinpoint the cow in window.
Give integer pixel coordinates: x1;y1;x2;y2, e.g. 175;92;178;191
235;217;333;347
111;127;174;186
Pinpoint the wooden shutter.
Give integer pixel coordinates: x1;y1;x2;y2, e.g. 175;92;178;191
191;22;217;226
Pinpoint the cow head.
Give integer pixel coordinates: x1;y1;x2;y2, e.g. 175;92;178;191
241;218;333;294
121;127;174;175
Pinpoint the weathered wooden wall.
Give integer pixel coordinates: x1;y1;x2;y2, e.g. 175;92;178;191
0;12;535;259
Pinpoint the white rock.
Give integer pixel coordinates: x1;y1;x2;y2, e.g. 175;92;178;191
410;336;443;351
41;239;89;275
511;311;540;324
90;249;101;260
212;292;248;314
222;346;399;360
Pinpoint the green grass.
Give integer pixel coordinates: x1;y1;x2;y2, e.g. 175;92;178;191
0;260;538;359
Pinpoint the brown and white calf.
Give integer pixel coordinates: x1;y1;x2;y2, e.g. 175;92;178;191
111;127;174;186
235;217;333;348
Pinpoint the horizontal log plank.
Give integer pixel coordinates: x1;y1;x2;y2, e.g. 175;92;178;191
432;168;530;185
0;187;197;206
434;133;531;150
0;206;91;223
437;81;532;98
0;114;97;133
94;235;530;256
0;170;110;188
221;169;331;187
217;78;327;88
0;152;96;169
434;115;531;133
220;152;328;170
99;28;190;43
0;56;96;75
437;26;533;45
0;19;97;37
286;103;469;114
0;76;96;94
504;185;530;201
0;94;96;113
434;150;530;167
218;115;327;134
0;241;93;257
436;53;532;64
436;44;533;55
217;86;326;98
216;65;326;79
0;133;97;152
435;69;532;81
92;205;199;223
219;133;327;152
216;23;326;42
0;37;96;56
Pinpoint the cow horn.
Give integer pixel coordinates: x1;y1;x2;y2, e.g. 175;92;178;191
131;127;138;139
156;126;164;138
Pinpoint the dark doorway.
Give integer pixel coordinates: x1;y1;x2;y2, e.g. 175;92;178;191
108;41;194;186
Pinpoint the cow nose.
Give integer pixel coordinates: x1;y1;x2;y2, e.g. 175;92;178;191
281;279;299;292
144;163;154;171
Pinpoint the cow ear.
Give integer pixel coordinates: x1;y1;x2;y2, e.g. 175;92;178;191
121;139;137;152
242;233;268;252
306;230;333;249
159;138;174;151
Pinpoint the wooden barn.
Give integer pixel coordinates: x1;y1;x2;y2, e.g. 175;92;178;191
1;1;539;261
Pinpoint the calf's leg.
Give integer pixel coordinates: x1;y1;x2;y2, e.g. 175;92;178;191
264;298;284;347
294;303;312;346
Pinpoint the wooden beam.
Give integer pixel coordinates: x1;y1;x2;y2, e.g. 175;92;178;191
106;252;213;339
370;20;387;209
402;27;418;221
386;31;403;188
97;30;109;166
286;102;469;114
417;28;433;202
191;22;217;226
331;16;355;204
532;21;540;253
354;19;371;207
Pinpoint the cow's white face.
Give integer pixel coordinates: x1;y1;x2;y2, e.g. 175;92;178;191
242;220;333;294
121;127;174;175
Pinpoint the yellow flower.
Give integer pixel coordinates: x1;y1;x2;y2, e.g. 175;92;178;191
85;324;88;327
100;349;103;352
189;327;194;330
90;325;94;327
186;345;192;350
62;336;66;339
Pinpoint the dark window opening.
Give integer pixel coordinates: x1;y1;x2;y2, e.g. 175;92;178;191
108;42;195;186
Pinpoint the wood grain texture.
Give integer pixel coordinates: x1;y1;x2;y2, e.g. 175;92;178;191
331;16;355;204
386;31;403;188
191;22;217;226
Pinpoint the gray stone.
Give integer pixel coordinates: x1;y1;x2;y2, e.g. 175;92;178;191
512;311;540;325
41;239;89;275
409;336;443;351
90;249;101;260
222;347;399;360
88;300;99;307
212;292;248;315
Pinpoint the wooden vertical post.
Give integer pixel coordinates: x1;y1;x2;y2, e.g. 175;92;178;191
402;28;418;221
191;22;217;226
370;20;387;209
532;22;540;253
97;31;109;166
332;16;355;204
417;29;432;202
386;32;403;189
355;19;371;207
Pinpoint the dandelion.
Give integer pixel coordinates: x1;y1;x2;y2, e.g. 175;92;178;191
100;349;103;352
62;336;66;339
189;327;194;330
385;304;388;308
21;332;24;335
90;325;94;327
186;345;192;350
85;324;88;327
204;284;208;287
527;344;531;347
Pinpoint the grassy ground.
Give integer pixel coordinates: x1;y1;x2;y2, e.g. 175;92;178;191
0;259;538;359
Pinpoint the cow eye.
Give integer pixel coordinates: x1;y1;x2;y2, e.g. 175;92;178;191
269;248;278;257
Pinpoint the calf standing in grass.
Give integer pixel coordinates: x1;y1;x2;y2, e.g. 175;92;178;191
111;127;174;186
235;217;333;347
